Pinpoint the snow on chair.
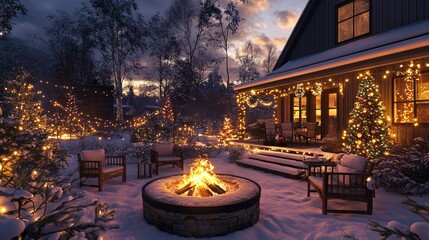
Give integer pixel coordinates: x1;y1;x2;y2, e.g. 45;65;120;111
77;149;126;192
150;143;184;175
307;154;374;214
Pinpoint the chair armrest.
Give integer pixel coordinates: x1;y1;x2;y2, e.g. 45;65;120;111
307;162;336;177
105;156;126;166
150;149;158;163
78;160;102;174
322;172;373;195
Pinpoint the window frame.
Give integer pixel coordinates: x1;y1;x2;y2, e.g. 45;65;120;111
336;0;371;44
393;70;429;124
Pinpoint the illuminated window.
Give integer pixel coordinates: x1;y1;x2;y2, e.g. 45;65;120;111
394;72;429;123
293;96;307;123
337;0;370;43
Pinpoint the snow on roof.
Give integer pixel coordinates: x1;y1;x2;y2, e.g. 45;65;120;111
235;19;429;91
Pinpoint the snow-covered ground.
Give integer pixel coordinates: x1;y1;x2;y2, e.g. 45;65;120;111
70;154;428;240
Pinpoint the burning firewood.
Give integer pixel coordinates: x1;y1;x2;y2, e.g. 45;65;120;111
203;178;226;194
175;182;194;195
187;188;194;196
197;187;213;197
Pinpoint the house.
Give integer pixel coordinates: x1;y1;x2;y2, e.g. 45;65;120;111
234;0;429;145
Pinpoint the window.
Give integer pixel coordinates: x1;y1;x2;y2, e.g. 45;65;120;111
293;96;307;123
394;72;429;123
337;0;370;43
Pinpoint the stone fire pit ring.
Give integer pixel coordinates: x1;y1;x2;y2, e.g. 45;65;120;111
142;174;261;237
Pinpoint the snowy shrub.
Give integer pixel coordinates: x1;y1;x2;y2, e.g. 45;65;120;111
369;197;429;240
375;137;429;194
226;145;245;162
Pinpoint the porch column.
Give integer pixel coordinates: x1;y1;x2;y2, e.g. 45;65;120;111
236;93;247;140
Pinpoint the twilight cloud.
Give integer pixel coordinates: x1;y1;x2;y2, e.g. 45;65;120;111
274;10;299;30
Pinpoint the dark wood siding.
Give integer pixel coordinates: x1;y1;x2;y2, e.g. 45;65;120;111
287;0;429;62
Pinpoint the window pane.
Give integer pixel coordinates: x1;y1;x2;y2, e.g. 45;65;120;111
394;77;414;102
354;12;370;36
301;97;307;123
354;0;370;14
328;93;337;108
417;73;429;100
394;102;414;123
293;97;300;122
338;19;353;42
338;3;353;22
417;102;429;123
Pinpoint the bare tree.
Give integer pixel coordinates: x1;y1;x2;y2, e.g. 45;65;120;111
211;0;244;93
83;0;145;122
262;44;278;75
166;0;221;102
236;40;261;84
146;13;179;103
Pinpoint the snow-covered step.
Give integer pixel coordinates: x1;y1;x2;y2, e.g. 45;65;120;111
257;150;310;161
236;158;304;179
249;154;307;169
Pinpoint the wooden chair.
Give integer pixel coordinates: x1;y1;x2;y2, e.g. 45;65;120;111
150;143;184;175
297;122;318;144
307;154;374;214
77;149;126;192
280;122;294;143
264;122;276;143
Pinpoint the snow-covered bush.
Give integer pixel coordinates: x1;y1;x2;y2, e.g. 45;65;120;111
369;197;429;240
375;137;429;194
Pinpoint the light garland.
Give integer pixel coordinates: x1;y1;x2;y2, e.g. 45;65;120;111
394;61;421;123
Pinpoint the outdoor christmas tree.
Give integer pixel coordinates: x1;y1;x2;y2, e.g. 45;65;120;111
3;68;47;132
0;68;116;239
343;71;392;159
161;97;174;123
219;116;234;145
51;90;96;139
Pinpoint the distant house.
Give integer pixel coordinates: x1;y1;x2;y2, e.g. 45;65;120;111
234;0;429;144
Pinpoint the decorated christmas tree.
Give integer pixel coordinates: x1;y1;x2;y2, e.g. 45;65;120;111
0;69;116;239
52;90;96;138
161;97;174;123
343;71;392;159
219;116;234;145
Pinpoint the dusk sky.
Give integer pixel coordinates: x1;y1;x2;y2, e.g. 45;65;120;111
10;0;309;88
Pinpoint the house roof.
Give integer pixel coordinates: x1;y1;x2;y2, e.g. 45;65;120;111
235;18;429;92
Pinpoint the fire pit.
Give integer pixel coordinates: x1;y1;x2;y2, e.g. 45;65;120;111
142;158;261;237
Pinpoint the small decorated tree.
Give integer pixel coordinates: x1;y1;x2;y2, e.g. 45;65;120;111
343;71;392;159
219;116;234;145
161;97;174;123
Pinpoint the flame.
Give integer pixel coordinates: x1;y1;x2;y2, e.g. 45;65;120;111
178;158;226;197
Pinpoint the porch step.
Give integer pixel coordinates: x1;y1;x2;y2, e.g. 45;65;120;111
236;158;304;179
256;150;308;161
248;154;307;169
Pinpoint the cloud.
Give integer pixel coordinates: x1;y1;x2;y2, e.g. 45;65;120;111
274;10;299;29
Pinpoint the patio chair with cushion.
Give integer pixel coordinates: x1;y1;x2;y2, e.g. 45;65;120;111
77;149;126;192
264;122;277;143
280;122;294;143
150;143;184;175
307;154;374;214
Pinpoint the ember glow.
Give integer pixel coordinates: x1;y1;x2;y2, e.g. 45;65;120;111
175;158;227;197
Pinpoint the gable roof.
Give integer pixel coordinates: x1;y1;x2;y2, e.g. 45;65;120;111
273;0;319;70
235;18;429;91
